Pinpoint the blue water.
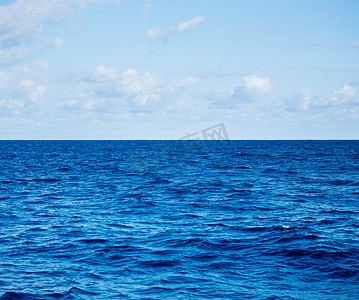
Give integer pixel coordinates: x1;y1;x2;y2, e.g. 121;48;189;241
0;140;359;299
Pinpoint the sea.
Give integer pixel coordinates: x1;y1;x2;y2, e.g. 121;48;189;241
0;140;358;299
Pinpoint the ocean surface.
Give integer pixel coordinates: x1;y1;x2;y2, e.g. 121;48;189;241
0;140;358;299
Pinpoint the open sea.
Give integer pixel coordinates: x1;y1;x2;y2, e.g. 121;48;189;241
0;140;358;299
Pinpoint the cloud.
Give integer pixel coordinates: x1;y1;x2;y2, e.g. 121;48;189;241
309;84;359;111
86;65;117;82
0;71;9;89
83;65;159;95
177;76;200;88
19;79;46;102
231;74;271;103
119;68;158;93
67;65;201;113
0;98;25;115
0;46;34;66
174;16;205;33
32;60;50;69
284;88;311;112
326;85;358;105
68;66;161;112
144;16;205;40
243;75;271;95
53;37;64;47
284;84;359;116
0;61;48;115
144;27;167;39
0;0;117;66
140;0;152;19
0;0;96;47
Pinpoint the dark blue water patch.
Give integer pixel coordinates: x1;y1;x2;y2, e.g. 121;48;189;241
326;179;354;186
0;287;103;300
0;140;359;299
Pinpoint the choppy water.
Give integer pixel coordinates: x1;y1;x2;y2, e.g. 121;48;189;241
0;140;359;299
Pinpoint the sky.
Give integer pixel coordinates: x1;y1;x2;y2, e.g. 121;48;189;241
0;0;358;139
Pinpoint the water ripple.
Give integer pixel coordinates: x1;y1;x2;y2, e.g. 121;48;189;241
0;140;358;299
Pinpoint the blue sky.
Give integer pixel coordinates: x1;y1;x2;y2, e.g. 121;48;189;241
0;0;358;139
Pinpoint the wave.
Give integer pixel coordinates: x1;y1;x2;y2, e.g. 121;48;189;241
1;140;359;299
0;287;100;300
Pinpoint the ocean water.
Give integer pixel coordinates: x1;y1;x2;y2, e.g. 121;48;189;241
0;140;358;299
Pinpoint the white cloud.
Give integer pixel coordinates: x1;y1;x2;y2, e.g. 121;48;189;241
177;76;200;88
68;66;160;112
33;60;50;69
119;68;158;93
284;88;311;112
0;62;48;115
144;16;205;40
140;0;152;18
309;84;358;109
53;37;64;47
174;16;205;33
243;75;271;96
127;92;160;110
284;84;359;118
0;98;25;115
0;0;96;47
20;79;46;102
84;66;159;98
0;0;118;66
144;27;167;39
0;46;33;66
0;71;9;89
327;85;357;104
231;74;271;103
67;65;201;113
67;97;101;112
87;65;117;82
